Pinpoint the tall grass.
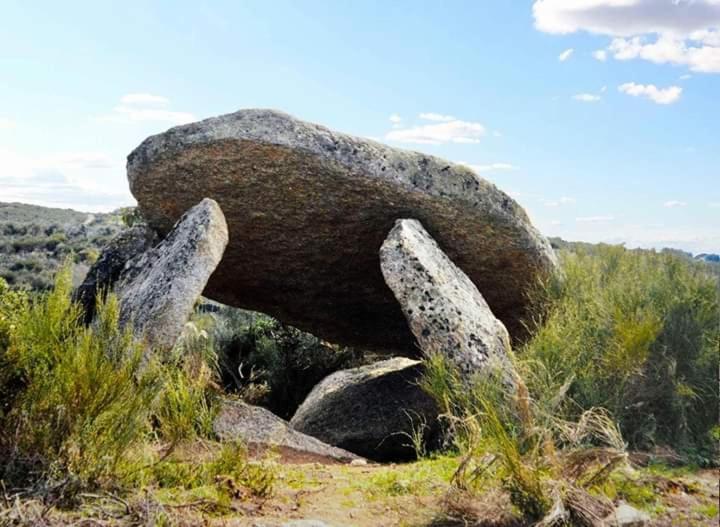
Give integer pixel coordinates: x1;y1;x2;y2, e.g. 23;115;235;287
521;246;719;459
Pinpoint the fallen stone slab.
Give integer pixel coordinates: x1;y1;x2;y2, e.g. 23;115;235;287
74;224;158;323
116;198;228;352
127;109;557;354
213;399;361;463
290;357;440;461
380;219;513;379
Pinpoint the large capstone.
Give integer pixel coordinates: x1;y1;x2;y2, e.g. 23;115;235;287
128;109;556;354
380;219;513;379
116;198;228;351
290;357;440;461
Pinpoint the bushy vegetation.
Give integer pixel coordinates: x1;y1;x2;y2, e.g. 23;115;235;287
0;264;275;507
521;245;719;460
420;244;719;525
0;202;123;290
207;306;366;419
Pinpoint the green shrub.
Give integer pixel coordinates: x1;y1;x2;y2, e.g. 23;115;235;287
521;245;719;460
209;307;365;419
0;263;159;487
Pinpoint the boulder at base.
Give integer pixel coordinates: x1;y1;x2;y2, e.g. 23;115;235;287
115;198;228;351
74;224;158;323
127;109;556;354
380;219;513;379
290;357;440;461
213;399;361;463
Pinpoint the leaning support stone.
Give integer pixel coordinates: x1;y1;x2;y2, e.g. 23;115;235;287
74;224;158;323
380;218;513;380
115;198;228;352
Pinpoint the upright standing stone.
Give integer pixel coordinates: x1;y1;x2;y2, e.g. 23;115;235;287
116;198;228;352
74;224;158;323
127;109;557;354
380;219;513;379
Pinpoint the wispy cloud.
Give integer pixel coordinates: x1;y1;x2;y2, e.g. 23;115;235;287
592;49;607;61
419;112;456;122
618;82;682;104
120;93;170;105
664;200;688;208
576;215;614;223
558;48;574;61
389;113;402;124
101;93;195;125
0;117;15;130
709;202;720;208
386;119;486;144
544;196;576;207
458;161;517;173
573;93;601;102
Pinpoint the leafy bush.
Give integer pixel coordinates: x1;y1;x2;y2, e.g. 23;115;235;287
0;264;158;487
521;245;719;460
208;306;365;419
0;264;222;493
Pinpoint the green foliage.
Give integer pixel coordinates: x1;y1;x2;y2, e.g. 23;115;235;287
521;245;720;458
209;306;365;419
422;354;627;524
0;262;158;486
153;322;220;444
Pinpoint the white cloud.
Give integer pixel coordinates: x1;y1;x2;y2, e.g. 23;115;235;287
385;119;486;144
663;200;688;208
600;85;608;92
533;0;720;73
120;93;169;105
389;113;402;124
459;162;517;173
0;148;132;212
558;47;574;61
618;82;682;104
593;49;608;61
573;93;602;102
419;112;457;122
545;196;576;207
576;215;615;223
608;34;720;73
101;94;195;125
679;73;692;79
492;130;503;137
0;118;15;130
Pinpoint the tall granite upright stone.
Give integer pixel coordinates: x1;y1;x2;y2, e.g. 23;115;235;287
127;109;556;354
115;198;228;351
380;219;513;379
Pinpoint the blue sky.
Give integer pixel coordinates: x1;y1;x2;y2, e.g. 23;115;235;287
1;1;718;253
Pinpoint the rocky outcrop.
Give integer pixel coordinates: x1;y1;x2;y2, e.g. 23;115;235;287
74;224;158;323
290;358;440;461
115;198;228;352
380;219;513;379
213;399;361;463
127;109;557;354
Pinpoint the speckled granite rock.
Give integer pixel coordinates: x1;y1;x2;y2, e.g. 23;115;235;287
74;224;158;323
127;109;556;353
380;219;513;379
116;198;228;352
213;399;361;463
290;357;440;461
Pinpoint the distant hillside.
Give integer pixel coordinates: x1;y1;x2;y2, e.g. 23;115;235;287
0;202;126;290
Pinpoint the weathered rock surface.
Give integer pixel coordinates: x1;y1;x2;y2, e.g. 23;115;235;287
213;399;361;463
290;357;440;461
127;109;557;354
74;224;158;323
380;219;513;379
116;198;228;351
